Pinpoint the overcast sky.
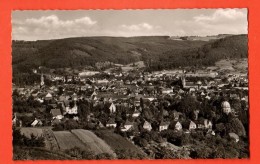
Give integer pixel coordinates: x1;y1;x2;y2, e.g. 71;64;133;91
12;9;247;41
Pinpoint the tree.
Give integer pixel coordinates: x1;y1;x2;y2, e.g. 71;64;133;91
95;153;114;159
224;146;239;158
178;95;201;117
226;118;246;137
64;119;79;130
191;147;212;159
180;133;191;145
212;145;225;158
58;86;64;95
133;136;148;147
13;128;24;146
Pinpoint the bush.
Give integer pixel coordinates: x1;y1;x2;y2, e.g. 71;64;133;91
65;147;115;160
13;128;45;147
115;149;146;159
64;119;79;130
52;123;64;131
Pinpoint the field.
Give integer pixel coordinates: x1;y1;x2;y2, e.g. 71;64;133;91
121;61;145;72
215;58;248;73
20;127;43;138
13;147;74;160
17;128;116;156
94;130;146;156
71;129;115;156
42;128;59;151
53;131;86;150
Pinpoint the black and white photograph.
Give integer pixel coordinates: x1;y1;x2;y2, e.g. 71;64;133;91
12;9;249;160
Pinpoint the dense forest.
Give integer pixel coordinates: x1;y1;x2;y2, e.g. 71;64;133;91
12;35;247;74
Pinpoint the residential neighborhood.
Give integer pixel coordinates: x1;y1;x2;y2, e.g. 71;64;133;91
12;65;249;159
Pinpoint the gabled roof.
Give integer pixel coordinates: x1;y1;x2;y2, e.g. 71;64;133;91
143;120;151;126
229;132;239;140
160;121;170;126
50;108;62;117
91;91;97;96
107;118;116;124
189;121;196;127
125;120;134;126
169;121;181;128
59;95;67;101
45;93;52;98
186;82;197;86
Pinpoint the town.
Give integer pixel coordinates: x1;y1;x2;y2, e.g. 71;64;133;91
12;62;249;159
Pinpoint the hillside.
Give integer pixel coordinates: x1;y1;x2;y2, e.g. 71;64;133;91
152;35;248;70
12;36;205;72
14;128;145;159
12;35;247;73
94;130;147;159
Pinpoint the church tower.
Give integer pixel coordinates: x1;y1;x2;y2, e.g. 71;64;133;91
181;75;186;89
40;73;45;88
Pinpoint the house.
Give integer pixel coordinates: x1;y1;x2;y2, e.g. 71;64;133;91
229;132;239;142
50;108;63;120
31;118;43;127
173;110;181;121
169;121;182;131
196;119;205;129
205;95;211;100
221;101;231;115
65;104;78;114
106;118;117;128
121;120;134;131
45;93;53;100
189;88;196;92
97;79;109;84
91;91;97;99
161;88;173;94
36;98;44;103
178;89;184;94
132;109;140;117
189;121;197;131
143;120;152;131
159;122;170;131
204;119;213;129
31;90;39;97
97;121;105;128
109;103;116;113
71;93;78;101
108;98;113;103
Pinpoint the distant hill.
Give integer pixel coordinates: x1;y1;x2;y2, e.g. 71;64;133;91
150;35;248;70
12;35;247;73
170;34;233;41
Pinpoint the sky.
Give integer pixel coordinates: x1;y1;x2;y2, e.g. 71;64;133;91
12;9;248;41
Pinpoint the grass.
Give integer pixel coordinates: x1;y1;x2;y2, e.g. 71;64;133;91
13;146;74;160
93;130;146;156
215;58;248;73
20;127;43;138
53;131;86;150
71;129;115;156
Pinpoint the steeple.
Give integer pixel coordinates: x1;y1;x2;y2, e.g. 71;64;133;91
40;73;45;88
181;74;186;88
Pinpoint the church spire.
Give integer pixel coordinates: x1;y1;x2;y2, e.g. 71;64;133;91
40;73;45;88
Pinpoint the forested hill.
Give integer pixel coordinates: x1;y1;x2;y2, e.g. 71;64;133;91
150;34;248;70
12;34;247;73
